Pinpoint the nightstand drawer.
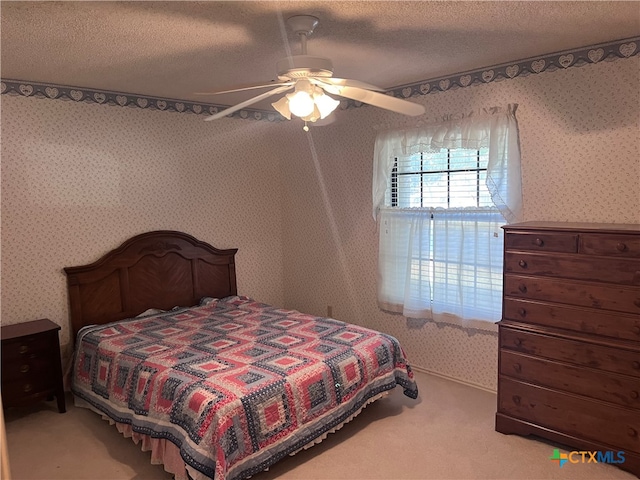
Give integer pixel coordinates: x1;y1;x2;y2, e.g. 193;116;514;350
2;333;56;360
2;377;54;401
505;232;578;253
1;355;54;382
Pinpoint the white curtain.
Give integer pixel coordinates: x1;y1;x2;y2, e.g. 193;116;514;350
374;105;522;328
378;209;432;318
373;104;522;223
431;208;505;322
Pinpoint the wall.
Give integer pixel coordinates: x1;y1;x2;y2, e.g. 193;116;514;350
1;96;287;350
280;56;640;391
2;55;638;392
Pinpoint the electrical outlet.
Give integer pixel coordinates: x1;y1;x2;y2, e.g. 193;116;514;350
327;305;333;317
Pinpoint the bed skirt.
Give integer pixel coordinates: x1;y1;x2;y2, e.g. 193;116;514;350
74;391;390;480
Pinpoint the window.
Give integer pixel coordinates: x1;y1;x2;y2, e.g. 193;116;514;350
373;105;522;327
388;148;491;209
382;148;504;322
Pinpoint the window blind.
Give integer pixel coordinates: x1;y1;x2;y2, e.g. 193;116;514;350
386;148;492;209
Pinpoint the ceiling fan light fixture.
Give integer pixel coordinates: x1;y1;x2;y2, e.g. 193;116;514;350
287;90;315;117
271;96;292;120
301;103;322;123
272;81;339;125
313;89;340;119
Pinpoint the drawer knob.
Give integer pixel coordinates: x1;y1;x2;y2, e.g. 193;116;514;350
535;238;544;247
634;299;640;309
514;338;523;347
23;384;32;393
630;391;639;399
19;345;29;354
617;242;627;252
19;364;30;374
518;308;527;317
512;395;521;406
629;427;638;438
518;284;527;293
633;361;640;370
633;326;640;335
513;363;522;373
518;260;528;269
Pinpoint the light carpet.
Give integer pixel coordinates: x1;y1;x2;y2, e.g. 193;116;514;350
4;371;635;480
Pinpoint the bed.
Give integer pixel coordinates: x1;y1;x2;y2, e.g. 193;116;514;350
65;230;418;480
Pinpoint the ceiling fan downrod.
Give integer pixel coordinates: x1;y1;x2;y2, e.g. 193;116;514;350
299;31;308;55
287;15;319;55
277;15;333;80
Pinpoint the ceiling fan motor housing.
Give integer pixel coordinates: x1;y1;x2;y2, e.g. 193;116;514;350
277;55;334;79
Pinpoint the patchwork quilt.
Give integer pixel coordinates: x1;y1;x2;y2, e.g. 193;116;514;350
71;296;418;480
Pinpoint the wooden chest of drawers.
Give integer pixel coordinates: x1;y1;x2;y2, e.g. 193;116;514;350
1;318;66;413
495;222;640;477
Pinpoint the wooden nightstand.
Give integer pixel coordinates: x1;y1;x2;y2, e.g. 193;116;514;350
1;319;66;413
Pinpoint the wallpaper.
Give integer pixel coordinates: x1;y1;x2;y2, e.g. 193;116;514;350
279;56;640;391
0;98;286;350
1;55;638;392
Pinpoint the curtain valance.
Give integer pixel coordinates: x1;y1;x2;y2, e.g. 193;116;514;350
372;104;522;223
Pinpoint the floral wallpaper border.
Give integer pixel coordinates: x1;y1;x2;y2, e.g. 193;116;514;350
388;36;639;99
0;81;281;121
1;36;638;122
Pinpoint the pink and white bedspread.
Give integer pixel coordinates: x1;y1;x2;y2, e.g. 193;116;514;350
71;296;418;480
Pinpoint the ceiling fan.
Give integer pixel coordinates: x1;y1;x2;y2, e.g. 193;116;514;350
198;15;425;128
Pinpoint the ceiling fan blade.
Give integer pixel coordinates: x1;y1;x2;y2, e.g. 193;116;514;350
195;81;294;96
330;86;425;116
317;77;385;92
204;85;294;121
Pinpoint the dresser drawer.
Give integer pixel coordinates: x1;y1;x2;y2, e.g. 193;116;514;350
505;274;640;314
505;232;578;253
581;234;640;258
498;377;640;453
503;298;640;342
505;252;640;286
500;326;640;378
500;350;640;409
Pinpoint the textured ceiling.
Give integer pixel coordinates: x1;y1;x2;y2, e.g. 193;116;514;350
1;1;639;110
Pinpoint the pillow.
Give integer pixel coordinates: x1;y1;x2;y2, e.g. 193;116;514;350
136;308;165;317
199;297;218;306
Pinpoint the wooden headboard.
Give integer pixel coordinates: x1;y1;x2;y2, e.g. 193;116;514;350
64;231;237;341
